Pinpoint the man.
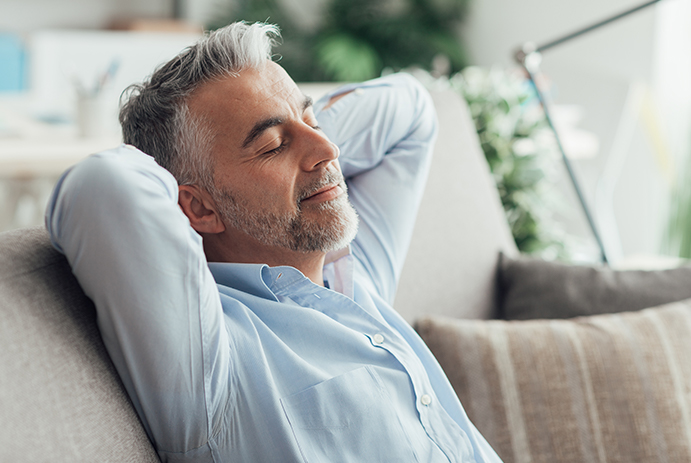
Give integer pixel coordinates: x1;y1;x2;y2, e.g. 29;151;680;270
46;22;502;462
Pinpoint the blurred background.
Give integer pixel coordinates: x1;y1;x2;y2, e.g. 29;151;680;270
1;0;689;267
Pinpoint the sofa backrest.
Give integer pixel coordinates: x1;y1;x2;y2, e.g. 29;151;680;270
395;87;517;321
0;227;160;462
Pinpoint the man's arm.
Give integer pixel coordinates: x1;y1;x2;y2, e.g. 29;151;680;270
315;73;438;304
45;145;230;456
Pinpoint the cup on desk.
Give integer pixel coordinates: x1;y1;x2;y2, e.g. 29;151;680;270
76;92;109;138
73;59;120;138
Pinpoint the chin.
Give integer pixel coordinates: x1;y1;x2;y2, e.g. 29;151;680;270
291;196;359;253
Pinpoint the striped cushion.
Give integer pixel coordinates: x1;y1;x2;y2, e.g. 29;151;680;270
416;298;691;463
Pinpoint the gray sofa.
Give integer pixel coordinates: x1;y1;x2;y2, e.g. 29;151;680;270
2;86;691;462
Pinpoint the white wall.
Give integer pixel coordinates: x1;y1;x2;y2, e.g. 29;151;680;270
0;0;322;35
653;0;691;163
0;0;172;34
463;0;680;263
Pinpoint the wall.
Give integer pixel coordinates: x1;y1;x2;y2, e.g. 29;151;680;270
0;0;172;34
463;0;682;263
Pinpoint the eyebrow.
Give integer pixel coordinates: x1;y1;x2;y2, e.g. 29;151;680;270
241;95;314;149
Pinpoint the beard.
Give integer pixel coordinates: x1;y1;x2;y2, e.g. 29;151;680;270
210;171;359;253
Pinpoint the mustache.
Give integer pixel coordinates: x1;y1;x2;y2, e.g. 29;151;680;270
297;170;347;203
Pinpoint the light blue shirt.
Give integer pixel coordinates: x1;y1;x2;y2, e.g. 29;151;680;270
46;73;502;463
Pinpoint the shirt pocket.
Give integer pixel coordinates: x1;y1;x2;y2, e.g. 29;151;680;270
280;366;418;463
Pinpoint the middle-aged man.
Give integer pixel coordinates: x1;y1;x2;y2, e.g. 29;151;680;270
46;21;502;463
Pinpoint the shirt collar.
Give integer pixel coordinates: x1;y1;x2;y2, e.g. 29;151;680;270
324;246;351;265
208;245;354;299
207;262;278;301
323;246;354;298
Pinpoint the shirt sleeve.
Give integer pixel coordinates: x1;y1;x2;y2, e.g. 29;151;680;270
45;145;230;455
315;73;438;305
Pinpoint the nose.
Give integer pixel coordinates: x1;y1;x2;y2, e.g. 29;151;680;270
299;125;340;172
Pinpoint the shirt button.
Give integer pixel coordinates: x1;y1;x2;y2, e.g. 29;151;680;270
372;334;384;345
420;394;432;406
354;88;365;96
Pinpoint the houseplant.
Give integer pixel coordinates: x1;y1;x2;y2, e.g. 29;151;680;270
450;67;570;259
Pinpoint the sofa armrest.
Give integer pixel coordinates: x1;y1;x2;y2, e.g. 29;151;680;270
0;226;160;462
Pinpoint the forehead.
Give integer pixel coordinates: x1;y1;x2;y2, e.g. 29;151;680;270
187;61;303;145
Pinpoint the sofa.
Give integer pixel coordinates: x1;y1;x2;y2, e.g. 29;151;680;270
2;84;691;462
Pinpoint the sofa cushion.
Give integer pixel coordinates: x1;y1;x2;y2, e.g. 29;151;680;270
394;88;518;322
416;298;691;463
499;253;691;320
0;227;159;462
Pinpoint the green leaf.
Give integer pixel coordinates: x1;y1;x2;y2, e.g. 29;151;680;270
315;33;381;82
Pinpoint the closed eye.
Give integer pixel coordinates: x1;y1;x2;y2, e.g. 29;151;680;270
263;141;287;156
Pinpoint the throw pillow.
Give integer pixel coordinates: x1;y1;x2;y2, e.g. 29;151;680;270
499;253;691;319
416;299;691;463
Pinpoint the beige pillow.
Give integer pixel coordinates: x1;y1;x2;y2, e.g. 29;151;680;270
416;298;691;463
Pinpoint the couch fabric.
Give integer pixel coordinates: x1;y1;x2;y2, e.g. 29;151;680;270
393;88;518;322
0;227;159;462
417;298;691;463
499;253;691;320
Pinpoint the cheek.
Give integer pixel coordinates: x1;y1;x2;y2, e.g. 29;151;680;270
246;165;300;208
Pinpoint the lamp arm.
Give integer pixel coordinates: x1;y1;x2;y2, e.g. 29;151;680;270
510;0;663;263
517;0;661;63
521;65;610;263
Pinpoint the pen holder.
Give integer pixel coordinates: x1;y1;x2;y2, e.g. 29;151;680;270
76;93;108;138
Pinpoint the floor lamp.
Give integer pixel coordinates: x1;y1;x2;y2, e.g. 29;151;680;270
514;0;662;264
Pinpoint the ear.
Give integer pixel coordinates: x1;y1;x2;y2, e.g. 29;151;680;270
178;185;226;234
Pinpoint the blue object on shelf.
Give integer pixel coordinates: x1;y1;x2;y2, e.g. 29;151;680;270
0;34;25;92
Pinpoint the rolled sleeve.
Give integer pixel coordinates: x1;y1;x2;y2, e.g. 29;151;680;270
45;145;230;455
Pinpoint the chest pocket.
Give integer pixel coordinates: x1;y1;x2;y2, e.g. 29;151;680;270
280;366;418;463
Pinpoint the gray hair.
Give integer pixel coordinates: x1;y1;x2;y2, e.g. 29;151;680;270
119;22;281;187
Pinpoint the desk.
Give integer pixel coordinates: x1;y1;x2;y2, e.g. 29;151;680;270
0;137;121;177
0;94;121;230
0;136;121;232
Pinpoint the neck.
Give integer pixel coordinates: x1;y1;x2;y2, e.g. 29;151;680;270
202;230;327;286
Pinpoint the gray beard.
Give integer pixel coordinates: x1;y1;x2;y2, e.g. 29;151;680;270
210;173;359;253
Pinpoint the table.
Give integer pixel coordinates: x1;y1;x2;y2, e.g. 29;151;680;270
0;94;120;231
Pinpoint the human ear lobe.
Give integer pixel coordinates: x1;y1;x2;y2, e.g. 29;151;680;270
178;185;226;234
